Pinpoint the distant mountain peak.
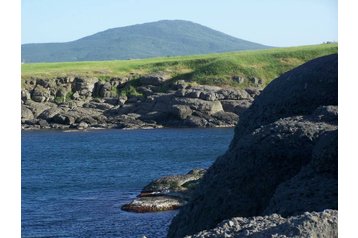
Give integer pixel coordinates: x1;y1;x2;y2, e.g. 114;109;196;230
22;20;271;63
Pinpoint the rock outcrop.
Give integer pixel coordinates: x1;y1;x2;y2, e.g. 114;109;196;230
21;74;260;130
122;169;206;212
168;54;338;237
185;210;337;238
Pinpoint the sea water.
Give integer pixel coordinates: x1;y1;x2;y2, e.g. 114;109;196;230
22;128;234;238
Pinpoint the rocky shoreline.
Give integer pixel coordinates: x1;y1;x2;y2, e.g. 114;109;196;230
21;73;261;130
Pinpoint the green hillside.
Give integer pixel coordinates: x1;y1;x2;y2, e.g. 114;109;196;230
21;20;270;63
22;43;338;88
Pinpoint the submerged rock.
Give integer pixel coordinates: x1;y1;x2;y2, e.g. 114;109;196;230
122;196;185;213
121;169;206;213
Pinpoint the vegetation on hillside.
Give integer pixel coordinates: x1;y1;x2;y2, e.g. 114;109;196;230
21;20;269;63
22;43;338;88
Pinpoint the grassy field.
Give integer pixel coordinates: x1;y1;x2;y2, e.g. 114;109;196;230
22;43;337;88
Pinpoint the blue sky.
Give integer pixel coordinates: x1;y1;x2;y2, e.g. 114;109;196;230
22;0;337;47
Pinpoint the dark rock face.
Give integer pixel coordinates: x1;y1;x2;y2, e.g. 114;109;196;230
231;54;338;145
263;129;338;216
168;54;338;238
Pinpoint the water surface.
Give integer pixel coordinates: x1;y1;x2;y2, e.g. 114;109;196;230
22;128;234;238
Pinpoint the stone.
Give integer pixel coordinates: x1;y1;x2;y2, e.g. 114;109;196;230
118;96;128;106
139;72;171;86
199;92;217;101
122;169;206;213
185;210;338;238
38;119;49;128
186;90;202;98
137;86;153;96
72;91;80;100
31;85;50;102
249;77;260;85
263;130;338;216
21;105;34;120
71;77;96;97
38;107;64;120
24;101;54;118
232;76;245;84
221;100;252;114
55;87;68;98
77;121;89;130
99;82;112;97
211;111;239;126
216;88;252;100
122;196;185;213
184;116;207;128
168;54;338;238
173;80;188;90
174;98;223;115
170;105;192;120
245;87;262;98
51;114;75;125
21;89;31;102
83;101;113;111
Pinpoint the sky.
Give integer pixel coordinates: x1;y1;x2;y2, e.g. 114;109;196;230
22;0;338;47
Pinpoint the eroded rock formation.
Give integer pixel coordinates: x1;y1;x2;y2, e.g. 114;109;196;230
168;54;338;237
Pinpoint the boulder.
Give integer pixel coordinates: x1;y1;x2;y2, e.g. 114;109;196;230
199;91;216;101
173;80;189;90
221;100;252;114
142;169;206;194
174;98;223;115
21;89;31;102
245;87;262;98
137;86;154;96
21;105;34;120
211;111;239;126
77;121;89;130
184;116;208;128
99;82;113;98
38;107;64;121
71;77;96;97
231;75;245;84
50;114;75;125
168;54;338;238
38;119;49;128
186;90;201;99
31;85;50;102
139;72;171;86
170;105;192;120
24;101;54;117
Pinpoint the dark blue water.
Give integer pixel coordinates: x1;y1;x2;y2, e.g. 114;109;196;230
22;128;234;238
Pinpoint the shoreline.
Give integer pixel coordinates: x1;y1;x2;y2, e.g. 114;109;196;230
21;125;236;133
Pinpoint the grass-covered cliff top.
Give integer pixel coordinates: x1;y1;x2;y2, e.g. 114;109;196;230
21;43;337;87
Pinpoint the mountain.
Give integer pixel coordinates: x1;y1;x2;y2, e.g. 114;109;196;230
21;20;271;63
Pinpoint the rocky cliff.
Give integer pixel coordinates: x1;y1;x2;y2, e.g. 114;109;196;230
21;74;261;130
168;54;338;237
